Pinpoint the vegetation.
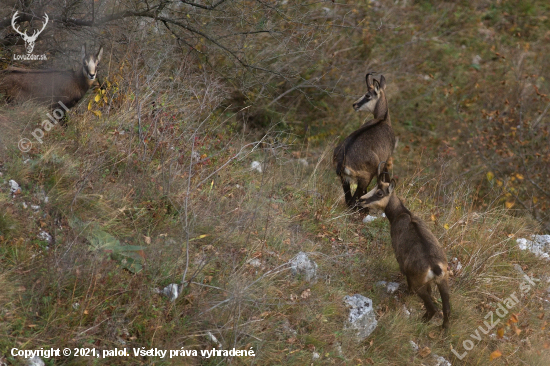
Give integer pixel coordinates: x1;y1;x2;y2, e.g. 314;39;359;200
1;0;549;365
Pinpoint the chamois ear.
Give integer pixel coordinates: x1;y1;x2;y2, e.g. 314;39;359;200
379;75;386;90
388;179;396;193
81;44;86;61
96;47;103;63
373;79;380;93
366;73;374;88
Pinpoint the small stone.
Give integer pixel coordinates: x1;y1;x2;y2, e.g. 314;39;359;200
386;282;400;294
290;252;318;282
9;180;21;195
375;281;399;294
155;283;180;301
343;294;377;341
312;352;320;360
431;354;452;366
27;356;45;366
363;215;378;223
250;161;263;173
247;258;261;267
37;230;52;244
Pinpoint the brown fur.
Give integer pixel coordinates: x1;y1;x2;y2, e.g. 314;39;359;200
333;73;396;207
359;173;451;330
0;45;103;109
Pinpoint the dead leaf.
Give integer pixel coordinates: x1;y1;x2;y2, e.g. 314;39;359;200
301;289;311;299
489;350;502;361
428;331;437;339
144;236;151;244
511;325;522;335
538;313;544;320
418;347;431;358
509;314;519;323
290;294;298;301
365;358;374;365
137;250;146;259
497;328;504;339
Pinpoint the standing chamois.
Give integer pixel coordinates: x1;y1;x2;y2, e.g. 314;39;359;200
333;73;396;208
0;45;103;109
359;165;451;330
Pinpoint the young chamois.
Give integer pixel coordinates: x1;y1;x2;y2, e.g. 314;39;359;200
333;73;395;208
359;165;451;330
0;45;103;109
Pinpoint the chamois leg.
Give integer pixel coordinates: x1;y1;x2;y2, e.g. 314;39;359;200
437;279;451;330
351;176;372;209
340;177;353;207
416;284;438;323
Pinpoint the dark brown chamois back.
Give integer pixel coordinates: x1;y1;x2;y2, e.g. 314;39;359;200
359;170;451;330
0;45;103;109
333;73;396;208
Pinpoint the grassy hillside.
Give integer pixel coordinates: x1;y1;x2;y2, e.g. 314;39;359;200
1;0;550;365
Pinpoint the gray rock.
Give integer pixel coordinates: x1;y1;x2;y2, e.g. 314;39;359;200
9;179;20;195
37;230;52;244
27;356;45;366
375;281;400;294
155;283;181;301
386;282;400;294
290;252;317;282
431;354;452;366
250;161;263;173
363;215;378;223
517;235;550;260
247;258;262;267
343;294;377;340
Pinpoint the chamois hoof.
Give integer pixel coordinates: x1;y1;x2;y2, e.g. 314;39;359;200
421;311;436;323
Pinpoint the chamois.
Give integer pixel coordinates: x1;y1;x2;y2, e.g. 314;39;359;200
359;165;451;330
0;45;103;109
333;73;395;208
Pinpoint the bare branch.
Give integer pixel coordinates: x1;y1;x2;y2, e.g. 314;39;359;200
180;0;228;10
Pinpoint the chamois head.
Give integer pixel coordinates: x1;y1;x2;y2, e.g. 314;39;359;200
352;73;387;113
81;45;103;81
359;162;395;211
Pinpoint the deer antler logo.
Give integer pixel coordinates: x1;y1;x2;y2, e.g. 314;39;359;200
12;11;49;54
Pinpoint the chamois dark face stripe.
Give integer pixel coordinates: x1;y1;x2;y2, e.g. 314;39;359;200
353;94;369;110
358;193;381;206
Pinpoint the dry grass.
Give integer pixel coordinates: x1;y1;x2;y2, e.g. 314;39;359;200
1;0;550;365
